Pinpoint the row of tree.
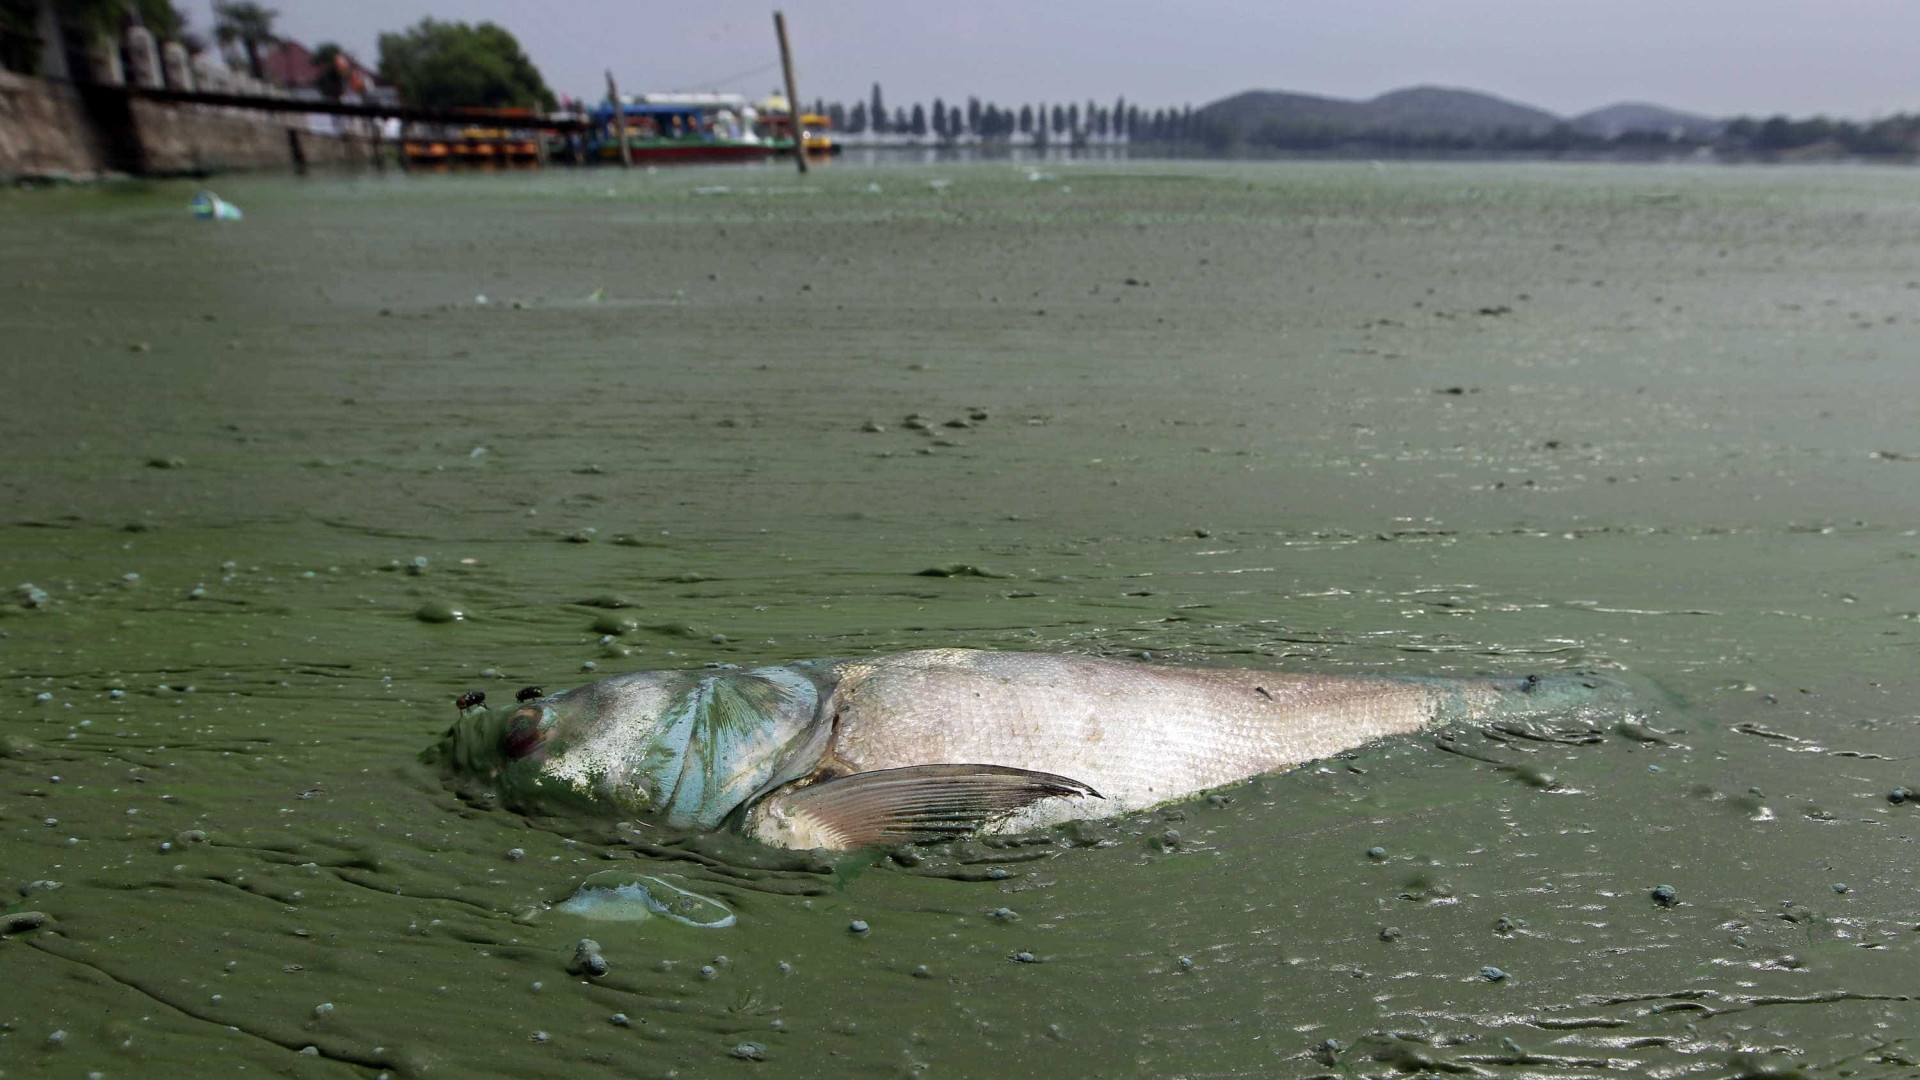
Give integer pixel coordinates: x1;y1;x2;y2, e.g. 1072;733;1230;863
1720;114;1920;155
810;84;1199;142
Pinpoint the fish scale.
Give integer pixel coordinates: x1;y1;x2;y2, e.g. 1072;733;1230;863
814;649;1466;833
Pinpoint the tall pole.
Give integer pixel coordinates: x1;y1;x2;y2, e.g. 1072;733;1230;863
605;68;632;169
773;11;807;174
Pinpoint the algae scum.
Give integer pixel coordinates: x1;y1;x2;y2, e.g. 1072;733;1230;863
3;162;1918;1078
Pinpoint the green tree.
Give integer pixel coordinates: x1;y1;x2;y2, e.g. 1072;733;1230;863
212;0;277;79
377;18;554;110
869;82;885;133
135;0;187;41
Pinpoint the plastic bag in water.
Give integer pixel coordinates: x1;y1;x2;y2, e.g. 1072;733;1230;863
189;191;242;221
558;871;735;927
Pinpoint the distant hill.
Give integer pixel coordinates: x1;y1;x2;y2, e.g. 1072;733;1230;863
1196;89;1373;133
1570;102;1723;139
1363;86;1559;134
1195;85;1714;144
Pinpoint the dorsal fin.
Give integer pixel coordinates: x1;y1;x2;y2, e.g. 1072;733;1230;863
745;764;1101;850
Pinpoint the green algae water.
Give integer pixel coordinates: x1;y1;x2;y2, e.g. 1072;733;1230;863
3;161;1918;1078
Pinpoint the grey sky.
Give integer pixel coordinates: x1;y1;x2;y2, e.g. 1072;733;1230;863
186;1;1917;119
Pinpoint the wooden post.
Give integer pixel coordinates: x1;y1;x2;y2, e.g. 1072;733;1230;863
773;11;806;174
535;130;550;167
396;119;410;172
606;69;632;169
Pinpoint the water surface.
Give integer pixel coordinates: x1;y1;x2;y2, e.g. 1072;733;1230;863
3;161;1917;1077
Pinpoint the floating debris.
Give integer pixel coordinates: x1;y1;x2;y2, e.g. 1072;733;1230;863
189;190;242;221
915;564;1007;578
1651;884;1678;907
415;601;463;624
559;872;735;927
569;938;609;977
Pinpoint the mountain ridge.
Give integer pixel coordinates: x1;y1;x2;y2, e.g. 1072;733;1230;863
1198;84;1718;138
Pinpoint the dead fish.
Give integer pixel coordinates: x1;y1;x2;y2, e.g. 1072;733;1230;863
424;649;1633;850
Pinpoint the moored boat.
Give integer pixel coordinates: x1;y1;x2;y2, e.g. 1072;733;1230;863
581;93;778;163
755;94;839;155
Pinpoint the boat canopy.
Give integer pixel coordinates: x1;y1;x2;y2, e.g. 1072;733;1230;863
638;92;747;108
590;102;709;123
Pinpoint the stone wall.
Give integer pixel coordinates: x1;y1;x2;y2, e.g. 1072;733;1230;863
129;98;376;174
0;70;104;177
1;71;372;180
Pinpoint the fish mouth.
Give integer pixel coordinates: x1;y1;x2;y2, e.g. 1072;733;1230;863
427;701;560;774
423;697;637;817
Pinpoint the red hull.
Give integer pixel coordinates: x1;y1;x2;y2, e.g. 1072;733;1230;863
600;143;777;163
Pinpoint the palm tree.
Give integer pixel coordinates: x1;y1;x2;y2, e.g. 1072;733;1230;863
212;0;277;80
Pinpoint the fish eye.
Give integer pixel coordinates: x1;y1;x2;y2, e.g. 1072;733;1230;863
502;707;547;760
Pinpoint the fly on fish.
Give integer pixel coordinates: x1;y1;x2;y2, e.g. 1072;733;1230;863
424;648;1642;851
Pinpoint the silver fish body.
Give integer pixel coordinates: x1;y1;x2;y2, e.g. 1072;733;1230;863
428;648;1633;851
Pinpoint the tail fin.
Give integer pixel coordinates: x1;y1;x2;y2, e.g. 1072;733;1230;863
1416;671;1665;732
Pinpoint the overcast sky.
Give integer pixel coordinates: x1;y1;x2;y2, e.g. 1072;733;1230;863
185;1;1917;119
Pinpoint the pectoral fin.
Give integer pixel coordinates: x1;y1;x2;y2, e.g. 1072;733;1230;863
743;764;1102;850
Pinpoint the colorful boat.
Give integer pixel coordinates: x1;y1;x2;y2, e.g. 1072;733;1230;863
581;94;779;163
402;108;543;167
755;94;839;155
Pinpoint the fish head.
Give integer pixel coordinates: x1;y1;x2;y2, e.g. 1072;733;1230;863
424;666;826;829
